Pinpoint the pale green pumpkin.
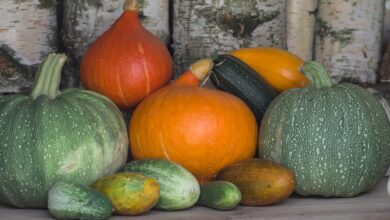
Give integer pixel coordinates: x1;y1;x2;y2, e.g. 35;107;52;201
0;54;128;208
259;61;390;197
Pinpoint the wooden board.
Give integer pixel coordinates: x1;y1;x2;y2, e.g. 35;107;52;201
1;178;389;220
314;0;384;84
172;0;286;75
0;0;57;94
61;0;170;87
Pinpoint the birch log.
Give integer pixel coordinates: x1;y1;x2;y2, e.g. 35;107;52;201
172;0;286;75
0;0;57;94
286;0;317;61
384;0;390;47
62;0;170;87
314;0;385;84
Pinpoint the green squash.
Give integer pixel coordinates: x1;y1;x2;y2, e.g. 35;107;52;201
0;54;128;208
259;61;390;197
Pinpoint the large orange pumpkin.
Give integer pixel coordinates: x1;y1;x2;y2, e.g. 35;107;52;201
80;0;173;108
129;59;258;183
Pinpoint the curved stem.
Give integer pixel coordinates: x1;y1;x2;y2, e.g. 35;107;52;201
30;53;67;100
172;58;213;86
123;0;138;12
300;61;332;88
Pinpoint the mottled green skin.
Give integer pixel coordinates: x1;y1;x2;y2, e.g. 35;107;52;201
123;160;200;210
259;84;390;197
0;89;128;208
197;181;241;211
48;181;112;220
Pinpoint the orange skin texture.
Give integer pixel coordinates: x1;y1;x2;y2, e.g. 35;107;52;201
216;159;296;206
80;10;173;108
230;47;309;93
129;83;258;183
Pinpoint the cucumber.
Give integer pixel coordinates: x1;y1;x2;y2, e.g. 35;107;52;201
197;181;242;211
48;181;112;220
123;159;200;211
210;54;277;123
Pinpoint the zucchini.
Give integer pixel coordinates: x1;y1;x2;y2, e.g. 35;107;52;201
197;181;242;211
210;54;277;123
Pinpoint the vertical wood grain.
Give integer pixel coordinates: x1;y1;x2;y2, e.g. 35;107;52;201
172;0;286;75
314;0;385;84
0;0;57;93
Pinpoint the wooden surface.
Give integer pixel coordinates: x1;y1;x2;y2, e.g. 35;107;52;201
0;178;389;220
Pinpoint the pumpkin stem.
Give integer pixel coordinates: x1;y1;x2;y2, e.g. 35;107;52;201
123;0;138;12
300;61;332;87
30;53;67;100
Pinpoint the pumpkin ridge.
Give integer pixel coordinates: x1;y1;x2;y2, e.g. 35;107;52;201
64;94;128;176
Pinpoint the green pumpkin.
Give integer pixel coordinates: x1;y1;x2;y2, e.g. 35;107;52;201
259;61;390;197
0;54;128;208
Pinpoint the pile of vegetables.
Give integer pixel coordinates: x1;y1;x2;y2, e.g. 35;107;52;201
1;0;390;219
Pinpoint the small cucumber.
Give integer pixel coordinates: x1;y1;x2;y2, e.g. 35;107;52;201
48;181;112;220
197;181;242;211
123;159;200;211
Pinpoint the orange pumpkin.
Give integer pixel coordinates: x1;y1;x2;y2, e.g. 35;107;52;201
129;59;258;183
80;0;173;108
230;47;308;93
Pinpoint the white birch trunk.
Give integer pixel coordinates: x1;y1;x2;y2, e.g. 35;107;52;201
286;0;317;61
172;0;286;75
0;0;57;93
62;0;170;87
314;0;385;84
384;0;390;47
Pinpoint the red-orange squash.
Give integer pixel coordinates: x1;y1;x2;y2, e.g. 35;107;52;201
230;47;308;93
129;59;258;183
81;0;173;108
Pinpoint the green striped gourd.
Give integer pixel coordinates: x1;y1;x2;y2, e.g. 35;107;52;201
259;61;390;197
0;54;128;208
123;159;200;210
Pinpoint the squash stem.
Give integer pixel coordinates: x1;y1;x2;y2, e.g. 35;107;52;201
30;53;67;100
300;61;332;87
123;0;138;12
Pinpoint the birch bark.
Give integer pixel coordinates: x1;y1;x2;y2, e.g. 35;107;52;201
314;0;385;83
172;0;286;75
0;0;57;93
286;0;317;61
62;0;170;87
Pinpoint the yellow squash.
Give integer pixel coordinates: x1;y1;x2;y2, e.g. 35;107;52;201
230;47;309;92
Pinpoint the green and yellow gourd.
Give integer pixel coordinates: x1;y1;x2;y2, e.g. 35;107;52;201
0;54;128;208
259;61;390;197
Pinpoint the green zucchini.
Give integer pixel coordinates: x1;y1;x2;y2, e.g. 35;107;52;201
123;159;200;211
210;54;277;123
197;181;242;211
